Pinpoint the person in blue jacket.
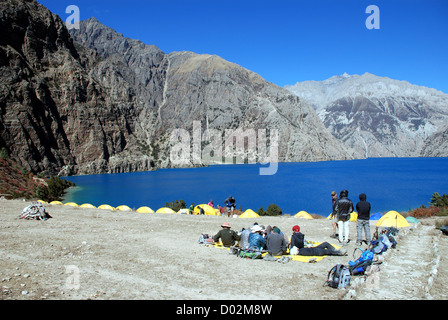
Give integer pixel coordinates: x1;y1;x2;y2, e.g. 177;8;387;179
224;196;236;216
248;225;265;250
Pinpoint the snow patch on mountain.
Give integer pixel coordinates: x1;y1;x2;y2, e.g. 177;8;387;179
285;73;448;158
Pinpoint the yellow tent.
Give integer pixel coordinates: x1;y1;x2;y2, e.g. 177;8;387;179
80;203;96;209
156;207;176;214
294;211;314;219
64;202;79;207
50;201;63;205
98;204;115;211
136;206;154;213
194;204;216;216
37;200;48;204
350;212;358;222
239;209;260;218
326;212;357;221
376;211;410;228
116;205;132;212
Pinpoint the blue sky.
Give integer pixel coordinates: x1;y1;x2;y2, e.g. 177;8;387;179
37;0;448;93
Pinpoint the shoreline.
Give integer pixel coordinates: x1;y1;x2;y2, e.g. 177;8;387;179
59;157;448;217
60;156;448;178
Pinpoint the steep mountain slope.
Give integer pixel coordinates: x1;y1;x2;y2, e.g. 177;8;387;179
70;18;358;166
0;0;151;175
0;0;357;176
285;73;448;157
421;125;448;157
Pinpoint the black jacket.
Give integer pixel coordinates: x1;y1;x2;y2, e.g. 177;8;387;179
290;232;305;249
331;198;338;218
335;197;354;221
356;193;371;220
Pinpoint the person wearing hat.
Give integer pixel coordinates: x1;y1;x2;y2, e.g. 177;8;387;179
290;225;305;253
248;225;265;250
213;222;241;247
266;227;287;256
330;191;339;239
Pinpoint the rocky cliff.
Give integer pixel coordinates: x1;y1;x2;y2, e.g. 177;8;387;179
0;0;357;176
0;0;155;175
70;18;358;167
285;73;448;158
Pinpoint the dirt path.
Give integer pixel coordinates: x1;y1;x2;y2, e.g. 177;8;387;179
431;235;448;299
351;224;442;300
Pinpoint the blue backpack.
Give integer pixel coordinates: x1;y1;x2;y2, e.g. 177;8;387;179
349;249;374;275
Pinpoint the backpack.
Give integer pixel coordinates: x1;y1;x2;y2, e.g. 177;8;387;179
324;264;351;289
440;225;448;236
238;248;263;259
371;233;395;254
349;249;374;275
349;259;373;275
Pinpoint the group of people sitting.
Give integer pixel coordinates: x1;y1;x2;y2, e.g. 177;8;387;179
213;222;347;257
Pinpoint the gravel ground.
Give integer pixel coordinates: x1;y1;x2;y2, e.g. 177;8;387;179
1;199;446;302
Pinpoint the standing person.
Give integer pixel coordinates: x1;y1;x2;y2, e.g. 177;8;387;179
213;222;241;247
356;193;371;246
208;200;214;208
218;205;226;216
335;190;354;245
330;191;339;239
189;203;195;215
224;196;236;217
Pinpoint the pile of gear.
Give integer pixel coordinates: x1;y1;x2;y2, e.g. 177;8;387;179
323;226;398;289
230;246;264;260
228;247;293;263
197;234;215;245
18;202;52;221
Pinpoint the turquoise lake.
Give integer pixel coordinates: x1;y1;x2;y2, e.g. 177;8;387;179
63;157;448;216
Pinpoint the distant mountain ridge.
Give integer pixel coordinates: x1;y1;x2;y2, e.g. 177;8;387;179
285;73;448;158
